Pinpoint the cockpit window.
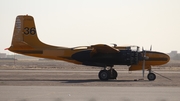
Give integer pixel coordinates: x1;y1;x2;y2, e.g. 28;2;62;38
72;46;89;50
130;46;140;52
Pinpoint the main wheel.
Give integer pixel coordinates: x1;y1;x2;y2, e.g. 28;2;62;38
147;73;156;81
98;70;110;81
108;69;118;79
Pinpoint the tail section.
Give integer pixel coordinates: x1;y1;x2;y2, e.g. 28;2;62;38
9;15;57;53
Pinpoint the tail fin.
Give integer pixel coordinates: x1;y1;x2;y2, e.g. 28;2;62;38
9;15;54;52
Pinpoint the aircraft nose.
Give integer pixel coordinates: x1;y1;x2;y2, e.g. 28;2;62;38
146;51;170;66
164;53;170;64
159;53;170;65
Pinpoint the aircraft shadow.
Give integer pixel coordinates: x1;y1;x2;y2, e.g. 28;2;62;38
0;79;149;83
60;79;149;83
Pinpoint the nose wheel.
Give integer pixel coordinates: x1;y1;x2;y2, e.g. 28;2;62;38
147;69;156;81
147;73;156;81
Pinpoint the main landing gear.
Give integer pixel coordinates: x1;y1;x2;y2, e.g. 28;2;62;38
98;67;118;81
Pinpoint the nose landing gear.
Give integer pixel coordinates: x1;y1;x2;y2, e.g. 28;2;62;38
147;69;156;81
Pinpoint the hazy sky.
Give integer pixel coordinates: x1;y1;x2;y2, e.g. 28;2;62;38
0;0;180;54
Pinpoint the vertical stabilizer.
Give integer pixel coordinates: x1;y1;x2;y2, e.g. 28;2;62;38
21;15;44;48
9;15;55;52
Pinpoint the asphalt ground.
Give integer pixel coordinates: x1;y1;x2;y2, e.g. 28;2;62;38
0;60;180;101
0;69;180;86
0;86;180;101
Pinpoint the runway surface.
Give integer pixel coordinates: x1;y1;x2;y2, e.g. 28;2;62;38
0;86;180;101
0;69;180;86
0;69;180;101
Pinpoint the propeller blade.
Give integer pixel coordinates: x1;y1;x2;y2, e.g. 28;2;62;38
150;45;152;51
142;50;146;80
142;59;145;79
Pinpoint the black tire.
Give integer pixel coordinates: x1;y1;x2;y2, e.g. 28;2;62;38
108;69;118;79
147;73;156;81
98;70;110;81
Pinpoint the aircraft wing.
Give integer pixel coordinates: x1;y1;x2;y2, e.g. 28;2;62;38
91;44;119;54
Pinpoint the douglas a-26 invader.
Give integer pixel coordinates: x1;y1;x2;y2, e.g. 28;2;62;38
7;15;170;81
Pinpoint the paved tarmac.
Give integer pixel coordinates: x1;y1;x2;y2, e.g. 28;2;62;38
0;69;180;101
0;70;180;86
0;86;180;101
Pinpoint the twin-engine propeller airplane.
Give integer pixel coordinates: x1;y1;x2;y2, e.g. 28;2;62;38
7;15;170;81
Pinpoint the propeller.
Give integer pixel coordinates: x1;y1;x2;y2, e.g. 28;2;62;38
142;47;146;80
141;46;151;80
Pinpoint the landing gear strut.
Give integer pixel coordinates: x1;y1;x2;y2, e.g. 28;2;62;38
98;67;118;81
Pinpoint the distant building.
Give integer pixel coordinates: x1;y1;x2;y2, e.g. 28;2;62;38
168;51;180;60
169;51;177;57
0;53;6;58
